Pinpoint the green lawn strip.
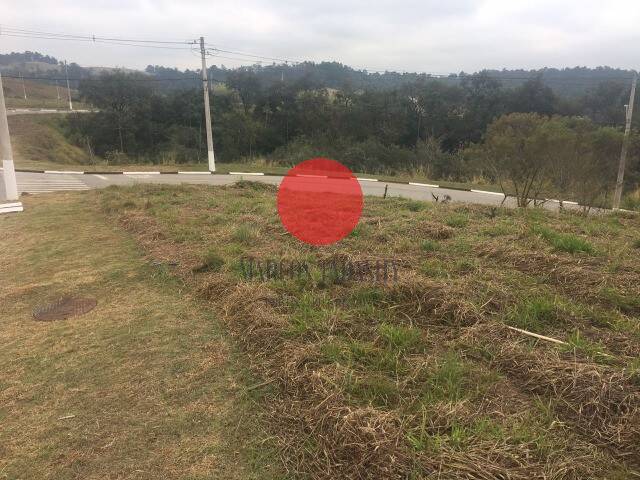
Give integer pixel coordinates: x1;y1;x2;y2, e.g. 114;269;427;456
0;193;281;480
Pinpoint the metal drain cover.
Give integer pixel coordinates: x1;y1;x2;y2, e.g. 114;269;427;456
33;296;97;322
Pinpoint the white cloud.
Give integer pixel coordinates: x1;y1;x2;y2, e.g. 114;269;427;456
1;0;639;72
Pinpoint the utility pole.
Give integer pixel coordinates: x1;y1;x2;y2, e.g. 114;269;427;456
199;37;215;172
0;72;19;201
64;60;73;111
20;73;27;100
55;79;61;105
613;72;637;210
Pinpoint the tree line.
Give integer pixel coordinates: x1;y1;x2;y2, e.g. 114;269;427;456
63;69;639;206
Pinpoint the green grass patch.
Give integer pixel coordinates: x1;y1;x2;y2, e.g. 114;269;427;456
378;323;422;352
562;330;611;363
289;291;334;335
420;258;449;278
445;213;469;228
232;225;256;244
505;295;561;332
533;225;595;255
321;339;399;373
420;239;440;252
422;352;470;404
345;373;399;408
599;287;640;314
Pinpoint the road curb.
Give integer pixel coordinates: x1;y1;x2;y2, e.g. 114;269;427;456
10;168;616;211
0;202;23;214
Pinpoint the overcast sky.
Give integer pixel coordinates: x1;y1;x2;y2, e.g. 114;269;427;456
2;0;639;73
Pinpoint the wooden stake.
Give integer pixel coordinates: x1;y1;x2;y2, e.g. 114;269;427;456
505;325;568;345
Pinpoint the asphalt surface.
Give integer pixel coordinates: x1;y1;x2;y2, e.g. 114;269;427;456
0;170;553;210
6;108;92;116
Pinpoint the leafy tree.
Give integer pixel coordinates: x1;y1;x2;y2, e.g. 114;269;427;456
80;72;155;154
481;113;558;206
510;76;557;115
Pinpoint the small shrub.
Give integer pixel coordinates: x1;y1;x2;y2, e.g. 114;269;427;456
621;189;640;211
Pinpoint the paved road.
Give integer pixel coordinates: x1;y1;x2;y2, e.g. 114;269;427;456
0;170;548;210
7;108;93;116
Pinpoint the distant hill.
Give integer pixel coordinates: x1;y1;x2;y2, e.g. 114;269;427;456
0;51;58;66
140;62;637;99
1;50;636;98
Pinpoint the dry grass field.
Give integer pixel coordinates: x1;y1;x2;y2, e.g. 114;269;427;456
90;182;640;479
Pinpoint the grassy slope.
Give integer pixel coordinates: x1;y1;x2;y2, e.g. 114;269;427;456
96;182;640;479
2;77;88;109
9;114;92;167
0;193;280;479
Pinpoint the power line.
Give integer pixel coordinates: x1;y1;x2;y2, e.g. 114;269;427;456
2;73;226;84
0;33;194;50
2;24;636;82
0;25;193;45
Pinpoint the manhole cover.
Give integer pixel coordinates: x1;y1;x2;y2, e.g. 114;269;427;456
33;296;97;322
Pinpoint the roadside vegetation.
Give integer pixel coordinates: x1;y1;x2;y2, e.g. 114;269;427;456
5;61;640;208
94;182;640;479
54;70;640;209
